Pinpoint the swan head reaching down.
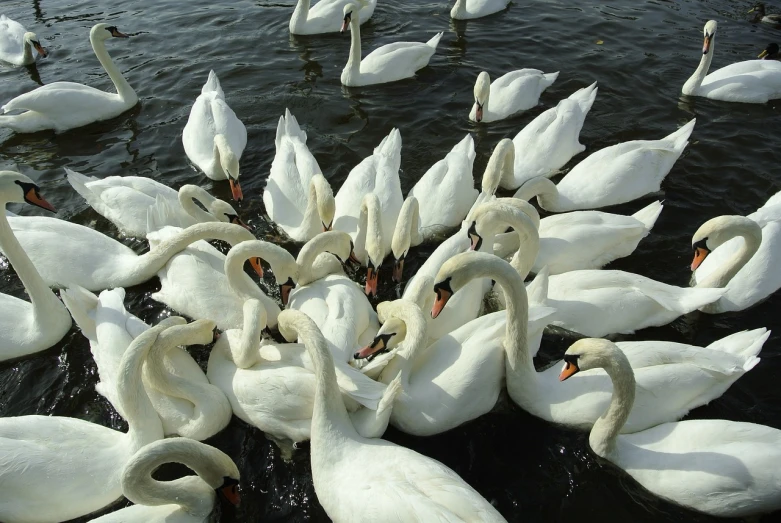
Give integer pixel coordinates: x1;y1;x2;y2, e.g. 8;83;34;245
354;317;406;359
208;198;249;230
22;32;48;58
702;20;717;55
90;23;130;42
214;134;243;201
472;72;491;122
558;338;625;381
312;174;336;231
690;215;761;270
0;171;56;212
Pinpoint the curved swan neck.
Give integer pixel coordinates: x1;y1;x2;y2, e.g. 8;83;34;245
682;40;715;95
300;177;325;239
378;303;427;386
178;185;217;223
392;196;422;259
21;39;34;64
513;177;559;209
224;241;296;301
296;232;349;285
589;352;636;457
697;219;762;290
361;194;385;266
290;0;311;31
485;204;540;278
0;209;64;321
343;8;362;83
233;299;266;368
451;0;468;18
90;31;137;104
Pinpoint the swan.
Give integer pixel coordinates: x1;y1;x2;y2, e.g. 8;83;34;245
513;119;695;212
759;42;780;60
354;297;554;436
182;70;247;201
682;20;781;103
469;69;558;123
690;213;781;313
749;3;781;25
263;109;335;242
0;320;171;523
340;3;443;87
1;217;257;292
0;171;71;362
333;128;403;293
66;168;246;237
277;308;508;522
472;201;726;336
288;231;380;361
500;82;598;190
89;438;240;522
432;251;762;433
0;15;47;66
450;0;510;19
559;338;781;518
390;134;477;280
62;287;231;441
0;23;136;133
290;0;376;35
473;197;663;275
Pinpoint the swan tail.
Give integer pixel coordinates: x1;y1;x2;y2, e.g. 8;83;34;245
631;200;664;232
635;284;726;314
569;81;598;113
333;359;384;410
663;118;696;152
526;265;550;305
282;108;307;143
541;71;560;89
426;32;444;50
61;285;99;342
705;328;770;360
202;70;225;99
376;128;402;159
65;168;99;201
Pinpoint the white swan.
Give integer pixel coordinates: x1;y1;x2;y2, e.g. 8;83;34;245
1;217;256;292
690;213;781;313
290;0;375;35
474;197;663;275
682;20;781;103
277;308;508;522
0;15;47;66
340;3;443;87
433;251;762;433
288;231;380;361
514;119;695;212
500;82;598;189
0;320;169;523
469;69;558;123
559;338;781;518
475;201;726;336
263;109;335;242
0;23;136;133
451;0;510;19
62;287;231;441
66;168;245;237
89;438;240;522
182;70;247;201
0;171;71;362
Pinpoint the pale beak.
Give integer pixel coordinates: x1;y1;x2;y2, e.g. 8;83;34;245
703;34;712;55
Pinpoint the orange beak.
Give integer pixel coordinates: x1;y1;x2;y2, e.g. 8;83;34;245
249;257;263;277
280;283;294;307
559;361;579;381
365;266;379;297
24;187;56;212
33;42;47;58
702;35;712;55
229;215;251;231
220;483;240;506
392;258;404;283
229;178;243;202
691;247;709;271
354;337;385;359
431;287;452;319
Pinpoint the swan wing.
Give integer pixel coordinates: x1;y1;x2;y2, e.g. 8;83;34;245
700;60;781;102
2;81;120;115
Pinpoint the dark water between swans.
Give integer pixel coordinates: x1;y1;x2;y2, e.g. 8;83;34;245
1;0;781;521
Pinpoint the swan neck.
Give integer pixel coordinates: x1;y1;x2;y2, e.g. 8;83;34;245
697;222;762;289
90;32;137;104
493;261;532;375
393;198;421;258
682;42;714;95
290;0;311;30
21;40;33;64
589;356;635;457
488;207;539;279
300;178;322;239
344;14;362;81
379;305;427;387
296;235;343;286
178;186;216;223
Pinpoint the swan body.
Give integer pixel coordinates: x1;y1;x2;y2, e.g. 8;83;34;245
501;82;598;189
340;3;442;87
182;70;247;201
66;168;244;237
560;338;781;518
277;309;507;522
682;20;781;103
469;69;558;123
89;438;240;523
0;15;47;66
433;251;761;433
690;213;781;312
263;109;335;241
290;0;375;35
62;287;231;441
451;0;510;19
0;24;136;133
514;119;695;212
0;171;71;362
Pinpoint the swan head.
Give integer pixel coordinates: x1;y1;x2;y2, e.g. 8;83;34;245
341;3;359;33
90;23;130;42
209;199;249;230
690;215;759;271
431;251;497;318
559;338;625;381
468;198;541;251
354;317;406;359
472;72;491;123
702;20;717;55
759;42;779;59
214;134;242;202
312;174;335;231
0;171;55;212
23;32;47;58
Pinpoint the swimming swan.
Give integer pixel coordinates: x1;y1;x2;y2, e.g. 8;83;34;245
0;15;47;66
451;0;510;19
469;69;558;123
290;0;376;35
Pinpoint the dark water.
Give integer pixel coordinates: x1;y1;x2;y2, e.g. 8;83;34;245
1;0;781;521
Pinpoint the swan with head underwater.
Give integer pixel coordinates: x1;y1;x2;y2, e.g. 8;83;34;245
277;308;508;522
432;250;763;433
682;20;781;103
559;338;781;518
89;438;240;523
469;69;558;123
340;2;443;87
290;0;376;35
183;70;247;201
0;15;47;66
0;23;136;133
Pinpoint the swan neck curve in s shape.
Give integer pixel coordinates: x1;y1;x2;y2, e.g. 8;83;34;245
90;30;137;105
589;352;636;458
178;185;217;223
682;39;715;95
697;219;762;290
